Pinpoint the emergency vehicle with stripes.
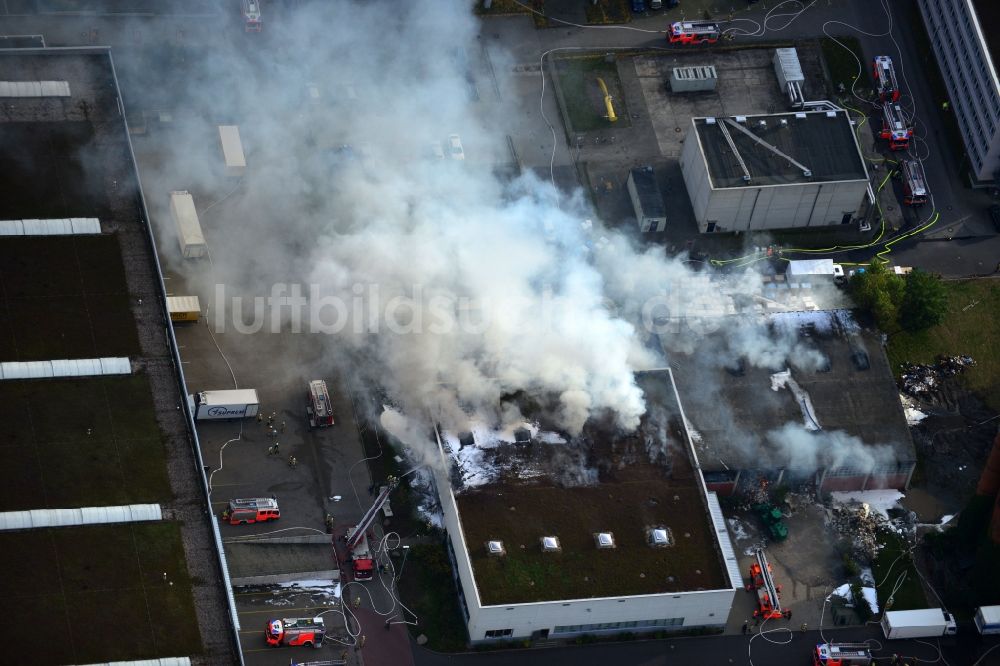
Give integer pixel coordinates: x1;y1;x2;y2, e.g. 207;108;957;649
668;21;721;45
873;56;900;102
222;497;280;525
900;160;928;206
265;617;325;648
880;102;913;150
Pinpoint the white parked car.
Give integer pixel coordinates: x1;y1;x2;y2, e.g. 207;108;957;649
447;134;465;160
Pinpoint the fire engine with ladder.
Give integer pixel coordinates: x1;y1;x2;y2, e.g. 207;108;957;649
307;379;335;428
900;159;929;206
222;497;280;525
873;56;900;102
812;643;875;666
241;0;262;32
668;21;721;45
748;548;791;620
340;477;398;581
879;102;913;150
264;616;325;648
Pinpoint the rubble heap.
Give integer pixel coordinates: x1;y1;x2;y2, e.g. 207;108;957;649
829;502;890;561
899;355;976;398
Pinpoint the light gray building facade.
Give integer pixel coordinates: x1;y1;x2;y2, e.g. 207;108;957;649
679;110;869;233
918;0;1000;184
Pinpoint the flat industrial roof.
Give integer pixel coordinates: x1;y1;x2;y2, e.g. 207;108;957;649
668;311;916;473
692;110;868;188
454;372;729;605
630;166;666;218
0;49;233;663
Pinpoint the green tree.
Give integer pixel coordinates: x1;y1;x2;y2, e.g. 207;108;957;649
900;269;947;331
850;262;905;331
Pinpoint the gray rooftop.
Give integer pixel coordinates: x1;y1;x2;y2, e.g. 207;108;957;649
630;166;666;218
692;110;868;188
668;313;915;473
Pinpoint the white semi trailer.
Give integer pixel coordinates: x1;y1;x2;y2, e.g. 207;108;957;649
880;608;957;640
218;125;247;177
190;389;260;420
169;190;206;258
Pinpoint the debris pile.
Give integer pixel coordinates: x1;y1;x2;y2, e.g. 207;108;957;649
829;502;889;561
899;355;976;398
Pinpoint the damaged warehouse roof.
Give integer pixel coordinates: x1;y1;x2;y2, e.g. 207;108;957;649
449;370;733;605
668;310;916;475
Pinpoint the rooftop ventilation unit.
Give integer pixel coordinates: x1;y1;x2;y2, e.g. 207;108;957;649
594;532;616;549
826;111;837;118
486;540;506;557
780;119;788;127
648;527;675;548
540;536;561;553
795;112;807;119
706;117;717;125
735;115;747;123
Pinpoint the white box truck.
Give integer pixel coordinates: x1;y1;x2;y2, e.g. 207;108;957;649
191;389;260;420
169;191;207;259
218;125;247;177
975;605;1000;635
881;608;957;640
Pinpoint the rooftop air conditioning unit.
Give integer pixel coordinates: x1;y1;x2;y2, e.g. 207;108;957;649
735;115;747;123
706;117;717;124
795;112;807;119
826;111;837;118
541;536;561;552
594;532;616;549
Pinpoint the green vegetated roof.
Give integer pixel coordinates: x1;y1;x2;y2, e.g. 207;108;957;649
458;465;727;605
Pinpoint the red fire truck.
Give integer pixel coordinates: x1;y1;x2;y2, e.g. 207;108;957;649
748;548;791;620
265;617;325;648
873;56;900;102
222;497;280;525
812;643;875;666
241;0;262;32
668;21;721;45
900;160;928;206
879;102;912;150
307;379;335;428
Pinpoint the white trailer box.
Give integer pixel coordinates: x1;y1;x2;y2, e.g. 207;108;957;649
166;295;201;323
191;389;260;420
169;191;206;259
975;605;1000;635
218;125;247;177
881;608;957;640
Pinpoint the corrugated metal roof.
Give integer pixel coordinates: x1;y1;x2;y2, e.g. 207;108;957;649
706;491;743;590
774;48;804;83
0;217;100;235
75;658;191;666
0;80;71;97
0;504;162;531
0;357;131;380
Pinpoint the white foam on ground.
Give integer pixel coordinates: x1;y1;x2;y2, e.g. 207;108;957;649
829;583;879;614
830;490;904;518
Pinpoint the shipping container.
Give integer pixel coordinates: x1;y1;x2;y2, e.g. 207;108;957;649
218;125;247;177
191;389;260;420
166;295;201;323
169;191;206;259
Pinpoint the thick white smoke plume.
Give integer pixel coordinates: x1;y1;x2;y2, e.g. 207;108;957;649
143;0;876;473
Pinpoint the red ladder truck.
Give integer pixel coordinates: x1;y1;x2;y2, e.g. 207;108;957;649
900;160;929;206
222;497;280;525
340;477;398;581
748;548;791;620
880;102;913;150
873;56;900;102
813;643;875;666
668;21;721;45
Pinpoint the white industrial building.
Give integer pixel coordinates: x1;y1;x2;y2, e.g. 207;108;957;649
679;110;869;233
917;0;1000;184
431;370;741;644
